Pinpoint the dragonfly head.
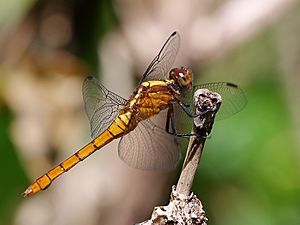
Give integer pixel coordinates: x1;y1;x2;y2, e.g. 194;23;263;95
168;67;193;92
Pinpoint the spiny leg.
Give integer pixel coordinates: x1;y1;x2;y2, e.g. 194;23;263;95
165;104;196;138
177;101;194;118
177;100;212;119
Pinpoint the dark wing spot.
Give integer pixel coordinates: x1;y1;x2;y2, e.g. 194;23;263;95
226;82;238;88
171;31;178;37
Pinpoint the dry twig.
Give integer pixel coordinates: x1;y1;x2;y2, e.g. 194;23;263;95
136;89;222;225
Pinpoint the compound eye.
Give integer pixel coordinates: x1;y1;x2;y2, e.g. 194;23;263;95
168;68;177;79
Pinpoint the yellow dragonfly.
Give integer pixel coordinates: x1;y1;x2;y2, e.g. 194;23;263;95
24;32;246;196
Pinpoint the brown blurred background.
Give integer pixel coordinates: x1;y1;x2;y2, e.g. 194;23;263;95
0;0;300;225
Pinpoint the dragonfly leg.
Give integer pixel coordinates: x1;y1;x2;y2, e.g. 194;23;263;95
165;106;172;133
178;100;215;119
177;101;194;118
166;104;196;138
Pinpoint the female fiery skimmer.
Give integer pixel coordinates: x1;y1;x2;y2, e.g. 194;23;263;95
24;31;246;196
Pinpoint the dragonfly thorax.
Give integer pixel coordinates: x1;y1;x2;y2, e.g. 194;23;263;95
168;67;193;93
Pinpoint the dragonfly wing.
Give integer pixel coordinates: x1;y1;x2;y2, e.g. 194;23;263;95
118;114;180;171
193;82;247;120
139;31;180;84
82;76;128;139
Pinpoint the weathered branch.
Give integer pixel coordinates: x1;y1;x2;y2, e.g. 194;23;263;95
135;89;222;225
176;89;222;196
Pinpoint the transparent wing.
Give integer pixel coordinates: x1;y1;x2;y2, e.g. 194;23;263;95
193;82;247;120
82;76;128;139
118;113;180;171
139;31;180;84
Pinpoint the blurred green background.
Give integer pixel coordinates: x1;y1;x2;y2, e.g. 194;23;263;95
0;0;299;225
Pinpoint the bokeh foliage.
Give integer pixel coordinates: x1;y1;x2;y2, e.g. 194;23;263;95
194;28;300;225
0;0;299;225
0;107;27;225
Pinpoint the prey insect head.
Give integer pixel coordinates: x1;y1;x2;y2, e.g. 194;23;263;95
168;67;193;92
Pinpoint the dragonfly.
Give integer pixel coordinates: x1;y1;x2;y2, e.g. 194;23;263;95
24;31;246;196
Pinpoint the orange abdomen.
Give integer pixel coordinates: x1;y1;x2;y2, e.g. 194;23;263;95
24;111;132;196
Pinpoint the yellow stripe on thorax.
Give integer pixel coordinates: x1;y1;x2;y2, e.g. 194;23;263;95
141;80;168;88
